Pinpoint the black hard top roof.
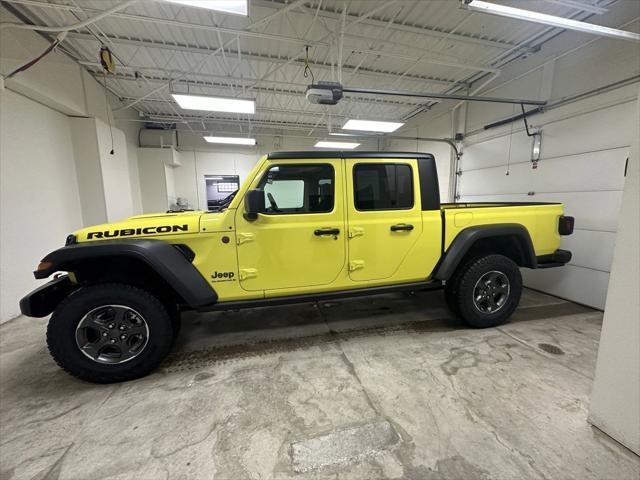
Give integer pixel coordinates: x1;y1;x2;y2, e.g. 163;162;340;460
267;151;433;160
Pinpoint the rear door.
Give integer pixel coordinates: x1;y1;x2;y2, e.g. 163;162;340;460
345;158;424;282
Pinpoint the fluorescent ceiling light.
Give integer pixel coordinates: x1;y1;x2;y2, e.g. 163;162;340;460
172;93;255;114
164;0;248;15
342;119;404;133
204;136;256;145
314;141;360;149
329;132;357;137
465;0;640;43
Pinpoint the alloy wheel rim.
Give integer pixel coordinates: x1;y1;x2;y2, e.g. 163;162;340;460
472;270;510;314
75;305;149;364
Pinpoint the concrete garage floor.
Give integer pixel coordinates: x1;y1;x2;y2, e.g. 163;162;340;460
1;289;639;480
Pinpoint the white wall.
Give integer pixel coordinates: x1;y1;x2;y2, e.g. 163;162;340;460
193;150;259;211
459;94;634;309
115;112;143;215
70;118;108;226
0;90;84;322
96;120;134;222
167;148;259;211
70;117;134;225
0;10;142;215
403;4;639;308
173;150;200;210
589;90;640;455
138;148;175;213
0;15;141;322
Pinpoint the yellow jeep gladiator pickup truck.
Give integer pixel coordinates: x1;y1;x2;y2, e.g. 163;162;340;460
20;151;574;383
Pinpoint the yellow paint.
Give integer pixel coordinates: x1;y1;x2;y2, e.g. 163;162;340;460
69;155;565;304
234;157;346;292
344;158;439;283
442;203;563;256
454;212;473;227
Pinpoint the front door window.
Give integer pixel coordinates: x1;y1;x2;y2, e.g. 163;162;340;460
256;164;335;214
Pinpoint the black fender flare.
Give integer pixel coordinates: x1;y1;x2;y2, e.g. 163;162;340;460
433;224;536;281
33;239;217;308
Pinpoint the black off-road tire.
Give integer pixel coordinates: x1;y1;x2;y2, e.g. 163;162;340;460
444;267;463;317
47;283;174;383
450;254;522;328
171;312;182;339
164;302;182;340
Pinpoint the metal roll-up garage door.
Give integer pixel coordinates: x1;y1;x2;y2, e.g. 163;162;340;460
457;101;634;309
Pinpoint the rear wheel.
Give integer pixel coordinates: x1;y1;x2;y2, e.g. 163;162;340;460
47;283;174;383
447;254;522;328
444;268;463;317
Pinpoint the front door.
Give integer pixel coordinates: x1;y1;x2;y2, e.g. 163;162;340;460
345;158;424;282
235;160;345;292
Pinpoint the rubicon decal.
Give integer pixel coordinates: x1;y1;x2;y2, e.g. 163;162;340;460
87;224;189;239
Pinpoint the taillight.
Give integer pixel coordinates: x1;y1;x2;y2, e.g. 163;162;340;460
559;216;574;236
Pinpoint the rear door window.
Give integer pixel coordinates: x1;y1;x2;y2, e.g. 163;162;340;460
353;163;413;210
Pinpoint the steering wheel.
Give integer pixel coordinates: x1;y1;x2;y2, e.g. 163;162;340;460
266;192;280;212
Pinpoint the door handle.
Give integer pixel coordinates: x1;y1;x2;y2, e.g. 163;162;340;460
314;228;340;236
348;227;364;238
349;260;365;272
390;224;414;232
236;232;255;245
239;268;258;281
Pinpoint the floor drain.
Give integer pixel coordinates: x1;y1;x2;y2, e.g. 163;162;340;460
538;343;565;355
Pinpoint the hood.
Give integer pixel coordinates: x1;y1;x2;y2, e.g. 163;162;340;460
74;211;205;242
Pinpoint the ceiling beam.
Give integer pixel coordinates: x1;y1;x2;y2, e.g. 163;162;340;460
7;0;515;53
84;67;429;108
10;0;502;83
6;0;488;58
66;32;462;88
541;0;608;15
252;0;518;50
142;113;335;132
245;0;309;30
3;0;322;46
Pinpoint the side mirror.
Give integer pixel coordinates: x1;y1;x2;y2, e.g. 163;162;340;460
244;189;265;221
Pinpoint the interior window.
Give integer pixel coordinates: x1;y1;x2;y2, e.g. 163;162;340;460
257;164;334;214
354;163;414;210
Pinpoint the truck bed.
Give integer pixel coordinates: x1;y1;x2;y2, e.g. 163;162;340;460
440;202;564;258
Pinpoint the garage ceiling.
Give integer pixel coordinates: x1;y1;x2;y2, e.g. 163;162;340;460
3;0;616;137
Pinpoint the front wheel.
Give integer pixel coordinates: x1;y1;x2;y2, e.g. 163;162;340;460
447;254;522;328
47;283;174;383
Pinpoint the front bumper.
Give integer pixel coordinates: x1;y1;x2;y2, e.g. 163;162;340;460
19;275;78;318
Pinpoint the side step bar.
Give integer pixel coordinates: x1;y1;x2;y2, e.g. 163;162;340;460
200;280;443;312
